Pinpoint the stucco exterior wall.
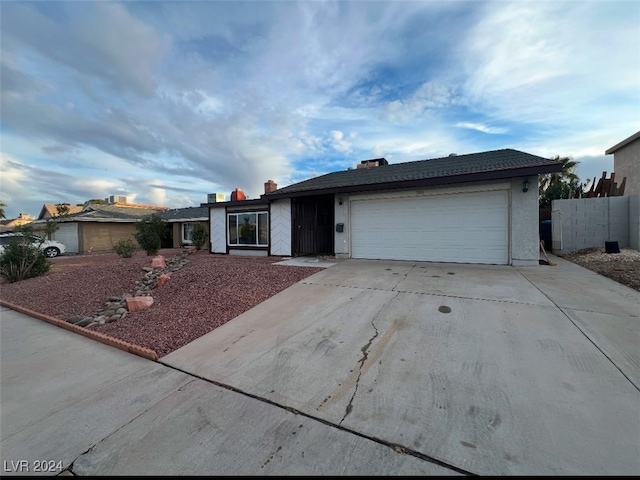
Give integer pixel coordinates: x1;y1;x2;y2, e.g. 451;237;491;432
172;223;181;248
334;194;350;258
614;140;640;196
510;176;539;266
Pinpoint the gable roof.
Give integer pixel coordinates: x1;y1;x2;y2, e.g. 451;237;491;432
156;206;209;222
605;130;640;155
28;204;164;224
37;204;84;220
263;148;563;199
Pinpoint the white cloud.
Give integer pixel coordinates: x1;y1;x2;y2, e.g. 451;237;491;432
456;122;507;135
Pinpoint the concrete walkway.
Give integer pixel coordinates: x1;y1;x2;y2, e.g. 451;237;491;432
1;255;639;475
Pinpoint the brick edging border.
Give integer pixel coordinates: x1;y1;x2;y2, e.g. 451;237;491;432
0;300;159;361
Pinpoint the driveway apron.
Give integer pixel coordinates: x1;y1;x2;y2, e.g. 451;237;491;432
163;257;640;476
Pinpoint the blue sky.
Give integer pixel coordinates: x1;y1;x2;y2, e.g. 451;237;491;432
1;0;639;218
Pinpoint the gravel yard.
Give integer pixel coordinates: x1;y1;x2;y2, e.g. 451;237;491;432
2;246;637;358
0;249;323;357
562;247;640;292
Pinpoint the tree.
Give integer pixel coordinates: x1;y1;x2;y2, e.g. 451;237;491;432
190;223;208;250
0;200;6;219
56;204;70;216
134;214;167;256
83;199;106;206
539;155;581;207
2;223;53;282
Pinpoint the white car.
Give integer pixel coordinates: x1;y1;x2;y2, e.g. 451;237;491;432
0;232;67;258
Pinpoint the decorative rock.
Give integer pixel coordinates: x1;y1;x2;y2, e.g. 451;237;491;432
154;274;170;289
67;315;84;324
151;255;166;269
126;296;154;312
77;317;95;327
68;250;191;327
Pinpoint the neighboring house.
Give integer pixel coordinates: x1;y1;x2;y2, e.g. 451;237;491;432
31;203;170;254
206;149;563;266
37;203;84;220
0;212;36;232
157;206;209;248
606;130;640;196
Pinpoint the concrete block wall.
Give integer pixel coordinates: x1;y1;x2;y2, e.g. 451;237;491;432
630;195;639;250
552;195;639;255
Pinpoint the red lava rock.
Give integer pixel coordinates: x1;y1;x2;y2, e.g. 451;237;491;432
126;296;154;312
154;274;171;288
151;255;166;268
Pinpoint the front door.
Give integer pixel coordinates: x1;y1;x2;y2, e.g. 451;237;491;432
292;195;335;256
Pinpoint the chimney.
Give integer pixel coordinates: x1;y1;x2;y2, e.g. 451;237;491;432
231;188;246;201
264;180;277;194
356;157;388;169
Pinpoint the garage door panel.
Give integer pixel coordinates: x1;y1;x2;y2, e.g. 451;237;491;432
351;191;508;264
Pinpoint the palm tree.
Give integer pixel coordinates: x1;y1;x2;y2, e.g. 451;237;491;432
0;200;6;220
539;155;581;206
539;156;579;191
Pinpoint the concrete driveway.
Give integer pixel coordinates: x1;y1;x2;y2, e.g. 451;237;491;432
2;255;638;475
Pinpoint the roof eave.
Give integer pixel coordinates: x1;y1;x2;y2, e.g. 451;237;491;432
605;130;640;154
262;164;562;199
206;198;269;208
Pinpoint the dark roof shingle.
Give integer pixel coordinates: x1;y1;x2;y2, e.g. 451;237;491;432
264;148;563;198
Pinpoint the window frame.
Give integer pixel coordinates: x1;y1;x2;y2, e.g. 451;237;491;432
227;211;269;247
182;223;195;244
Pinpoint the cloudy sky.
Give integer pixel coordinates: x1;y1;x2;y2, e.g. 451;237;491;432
1;0;638;218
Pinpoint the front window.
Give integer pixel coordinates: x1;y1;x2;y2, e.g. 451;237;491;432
227;212;268;246
182;223;195;243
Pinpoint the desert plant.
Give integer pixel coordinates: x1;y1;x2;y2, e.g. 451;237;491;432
113;238;137;258
190;223;208;250
134;214;166;256
0;239;51;282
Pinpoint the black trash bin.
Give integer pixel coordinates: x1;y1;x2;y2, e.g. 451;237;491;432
540;220;552;251
605;241;620;254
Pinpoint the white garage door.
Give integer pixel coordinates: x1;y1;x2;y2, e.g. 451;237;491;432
53;223;78;254
351;190;509;264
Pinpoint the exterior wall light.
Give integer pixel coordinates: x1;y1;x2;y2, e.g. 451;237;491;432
338;197;343;205
522;179;529;192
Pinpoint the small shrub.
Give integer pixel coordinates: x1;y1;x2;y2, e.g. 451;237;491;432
135;214;166;256
113;238;137;258
0;240;51;282
190;223;208;250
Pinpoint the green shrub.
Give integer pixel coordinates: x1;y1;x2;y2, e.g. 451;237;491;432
113;238;137;258
190;223;208;250
134;214;166;256
0;240;51;283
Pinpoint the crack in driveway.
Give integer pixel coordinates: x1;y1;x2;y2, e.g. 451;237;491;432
339;291;400;425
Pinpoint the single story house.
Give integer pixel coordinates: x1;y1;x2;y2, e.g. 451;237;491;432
206;149;563;266
156;206;209;248
605;130;640;197
31;203;170;254
37;203;84;220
